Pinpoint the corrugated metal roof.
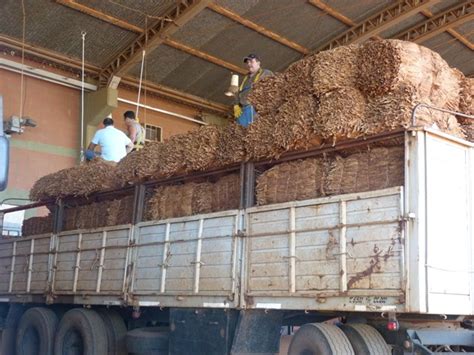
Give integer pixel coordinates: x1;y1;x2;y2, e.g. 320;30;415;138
1;0;472;107
422;33;474;74
1;0;137;66
455;22;474;42
77;0;177;28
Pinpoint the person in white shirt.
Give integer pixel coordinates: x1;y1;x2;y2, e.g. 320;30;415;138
86;118;133;162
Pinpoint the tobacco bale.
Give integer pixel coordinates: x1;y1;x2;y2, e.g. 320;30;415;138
249;73;287;117
146;183;194;220
213;174;240;211
458;78;474;142
356;40;431;97
356;40;462;115
22;215;53;236
283;57;316;97
312;44;360;94
115;142;165;186
244;114;280;161
315;87;367;142
115;195;135;225
325;146;404;195
153;126;220;179
182;125;221;172
256;158;327;205
365;86;464;138
272;95;322;153
30;159;120;201
154;135;189;178
215;123;246;166
192;183;214;215
459;77;474;116
246;95;321;161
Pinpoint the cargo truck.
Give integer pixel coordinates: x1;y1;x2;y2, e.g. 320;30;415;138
1;105;474;354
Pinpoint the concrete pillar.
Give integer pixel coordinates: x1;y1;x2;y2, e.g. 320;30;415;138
84;87;118;145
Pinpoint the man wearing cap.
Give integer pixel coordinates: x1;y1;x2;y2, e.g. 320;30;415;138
234;54;273;127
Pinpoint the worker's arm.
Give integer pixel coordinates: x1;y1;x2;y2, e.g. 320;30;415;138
126;141;133;154
87;142;97;151
128;125;138;143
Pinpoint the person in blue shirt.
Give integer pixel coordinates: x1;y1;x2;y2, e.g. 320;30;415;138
234;54;273;127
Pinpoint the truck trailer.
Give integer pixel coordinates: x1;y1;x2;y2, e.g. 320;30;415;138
1;120;474;354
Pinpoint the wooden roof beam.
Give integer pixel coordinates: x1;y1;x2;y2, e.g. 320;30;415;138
308;0;384;40
317;0;441;52
395;1;473;43
96;0;213;86
307;0;356;26
207;3;310;55
422;9;473;50
56;0;247;76
420;8;473;49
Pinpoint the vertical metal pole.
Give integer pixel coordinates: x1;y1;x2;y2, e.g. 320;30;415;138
133;185;146;225
193;219;204;294
8;241;16;293
230;214;239;297
339;201;348;292
50;235;59;297
54;200;64;234
26;238;34;292
72;233;82;293
96;230;107;293
244;162;255;208
239;163;245;210
289;207;296;293
160;223;170;293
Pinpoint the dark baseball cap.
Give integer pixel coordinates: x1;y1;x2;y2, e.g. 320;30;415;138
243;53;260;63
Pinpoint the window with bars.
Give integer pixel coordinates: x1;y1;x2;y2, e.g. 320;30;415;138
144;124;162;142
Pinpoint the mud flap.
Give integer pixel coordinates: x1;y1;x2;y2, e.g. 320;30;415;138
231;309;283;355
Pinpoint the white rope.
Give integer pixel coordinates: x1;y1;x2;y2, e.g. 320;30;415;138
135;49;146;121
80;31;86;162
19;0;26;120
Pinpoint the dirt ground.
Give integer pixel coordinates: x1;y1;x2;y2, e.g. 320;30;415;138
279;335;292;354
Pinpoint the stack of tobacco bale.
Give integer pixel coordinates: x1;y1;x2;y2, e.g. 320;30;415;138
146;174;240;220
29;159;120;201
63;195;134;231
22;214;54;237
458;77;474;141
116;124;245;186
256;146;404;205
247;39;469;160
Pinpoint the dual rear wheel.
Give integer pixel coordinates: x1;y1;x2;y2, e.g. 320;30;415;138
288;323;390;355
13;307;126;355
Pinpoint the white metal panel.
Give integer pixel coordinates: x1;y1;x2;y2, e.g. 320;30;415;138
424;133;473;314
132;211;240;303
245;188;404;311
405;130;427;313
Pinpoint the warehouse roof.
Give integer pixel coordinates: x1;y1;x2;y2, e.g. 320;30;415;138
0;0;472;112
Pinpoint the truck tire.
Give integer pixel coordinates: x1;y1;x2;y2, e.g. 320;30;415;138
54;308;108;355
288;323;355;355
126;326;169;354
15;307;58;355
96;308;127;355
340;324;391;355
1;303;27;355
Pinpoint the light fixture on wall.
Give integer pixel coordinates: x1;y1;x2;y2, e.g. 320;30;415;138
3;115;37;135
